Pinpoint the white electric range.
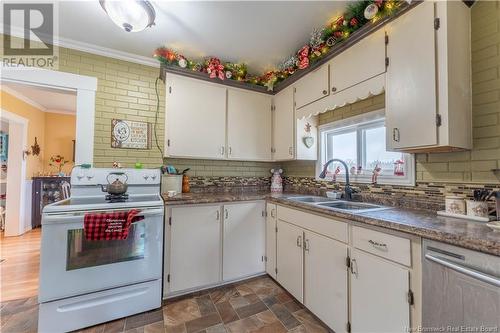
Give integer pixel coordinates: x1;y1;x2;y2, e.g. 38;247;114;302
38;167;164;333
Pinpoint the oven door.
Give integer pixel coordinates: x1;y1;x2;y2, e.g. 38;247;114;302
39;207;164;303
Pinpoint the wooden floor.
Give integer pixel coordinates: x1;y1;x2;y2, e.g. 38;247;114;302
0;228;41;302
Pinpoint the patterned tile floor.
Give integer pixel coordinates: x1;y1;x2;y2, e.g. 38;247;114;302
0;275;331;333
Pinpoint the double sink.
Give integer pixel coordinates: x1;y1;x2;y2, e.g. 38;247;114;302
285;196;390;214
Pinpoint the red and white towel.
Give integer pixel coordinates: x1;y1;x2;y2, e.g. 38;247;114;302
84;209;143;241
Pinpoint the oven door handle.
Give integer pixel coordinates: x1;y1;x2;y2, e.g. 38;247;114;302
44;208;164;223
425;253;500;287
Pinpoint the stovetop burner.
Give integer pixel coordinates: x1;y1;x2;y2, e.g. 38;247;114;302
105;193;129;203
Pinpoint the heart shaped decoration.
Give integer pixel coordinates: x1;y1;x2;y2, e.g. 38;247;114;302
303;136;314;148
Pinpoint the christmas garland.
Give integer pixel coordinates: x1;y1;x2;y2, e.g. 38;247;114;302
154;0;403;91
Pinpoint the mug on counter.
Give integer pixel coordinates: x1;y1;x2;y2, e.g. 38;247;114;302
445;196;466;215
466;200;489;218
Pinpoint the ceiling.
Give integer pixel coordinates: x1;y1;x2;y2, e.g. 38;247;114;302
2;82;77;114
55;1;347;72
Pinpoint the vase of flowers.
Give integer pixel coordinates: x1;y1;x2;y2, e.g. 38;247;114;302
49;155;67;176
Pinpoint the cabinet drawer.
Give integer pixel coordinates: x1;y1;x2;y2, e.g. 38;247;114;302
277;205;348;243
352;226;411;266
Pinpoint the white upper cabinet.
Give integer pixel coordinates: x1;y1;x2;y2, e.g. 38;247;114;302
227;89;272;161
272;86;295;160
385;1;471;152
330;28;386;94
294;64;330;109
165;74;226;159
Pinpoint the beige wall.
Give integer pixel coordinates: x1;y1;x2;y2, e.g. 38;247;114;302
44;112;76;174
56;47;166;169
0;90;46;178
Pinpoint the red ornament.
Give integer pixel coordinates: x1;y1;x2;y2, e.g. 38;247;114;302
333;31;343;39
350;17;358;27
207;57;225;80
375;0;383;7
297;45;310;70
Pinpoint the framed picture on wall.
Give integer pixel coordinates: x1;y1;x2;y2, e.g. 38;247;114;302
111;119;151;150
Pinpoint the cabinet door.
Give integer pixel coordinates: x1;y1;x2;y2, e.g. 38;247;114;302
223;202;265;281
330;28;386;94
351;249;410;333
227;89;272;161
265;203;277;279
385;1;437;150
304;231;348;333
170;205;221;292
273;86;295;160
276;220;304;303
294;64;329;109
166;74;226;159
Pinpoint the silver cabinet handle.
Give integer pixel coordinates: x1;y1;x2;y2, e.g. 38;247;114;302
216;210;220;220
392;128;400;142
369;239;388;251
228;147;232;155
288;147;293;156
296;235;302;248
425;254;500;287
224;209;228;219
322;90;327;95
270;208;276;218
220;146;225;156
350;258;358;278
304;239;310;252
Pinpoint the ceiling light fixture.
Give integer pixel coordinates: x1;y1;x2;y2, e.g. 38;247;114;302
100;0;156;33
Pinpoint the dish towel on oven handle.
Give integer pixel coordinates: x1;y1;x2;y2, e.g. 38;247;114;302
84;209;144;241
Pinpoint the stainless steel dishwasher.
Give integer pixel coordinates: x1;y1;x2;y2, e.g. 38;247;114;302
423;239;500;331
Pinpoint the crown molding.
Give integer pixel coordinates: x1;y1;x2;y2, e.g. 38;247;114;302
1;26;159;68
1;86;47;112
55;36;159;68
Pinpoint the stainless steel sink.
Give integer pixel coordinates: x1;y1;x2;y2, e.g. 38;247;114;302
285;196;337;203
315;201;389;213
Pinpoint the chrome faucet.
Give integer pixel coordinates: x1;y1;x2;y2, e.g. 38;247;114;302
319;158;356;200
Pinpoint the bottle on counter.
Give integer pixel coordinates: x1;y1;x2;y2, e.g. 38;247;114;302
182;174;190;193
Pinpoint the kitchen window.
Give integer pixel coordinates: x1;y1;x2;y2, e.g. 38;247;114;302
317;111;415;186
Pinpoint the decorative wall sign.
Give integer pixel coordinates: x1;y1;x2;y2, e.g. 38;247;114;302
111;119;151;149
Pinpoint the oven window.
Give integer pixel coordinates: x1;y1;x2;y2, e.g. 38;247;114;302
66;223;145;271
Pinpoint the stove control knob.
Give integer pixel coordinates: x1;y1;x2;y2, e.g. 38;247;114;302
151;174;157;180
143;175;149;180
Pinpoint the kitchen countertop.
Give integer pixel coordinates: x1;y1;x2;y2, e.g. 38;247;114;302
163;192;500;256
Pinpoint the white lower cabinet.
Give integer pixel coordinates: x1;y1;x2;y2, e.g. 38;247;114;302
350;249;410;333
169;205;222;293
273;205;420;333
265;203;277;279
276;220;304;303
304;231;348;333
166;201;266;296
223;202;265;281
